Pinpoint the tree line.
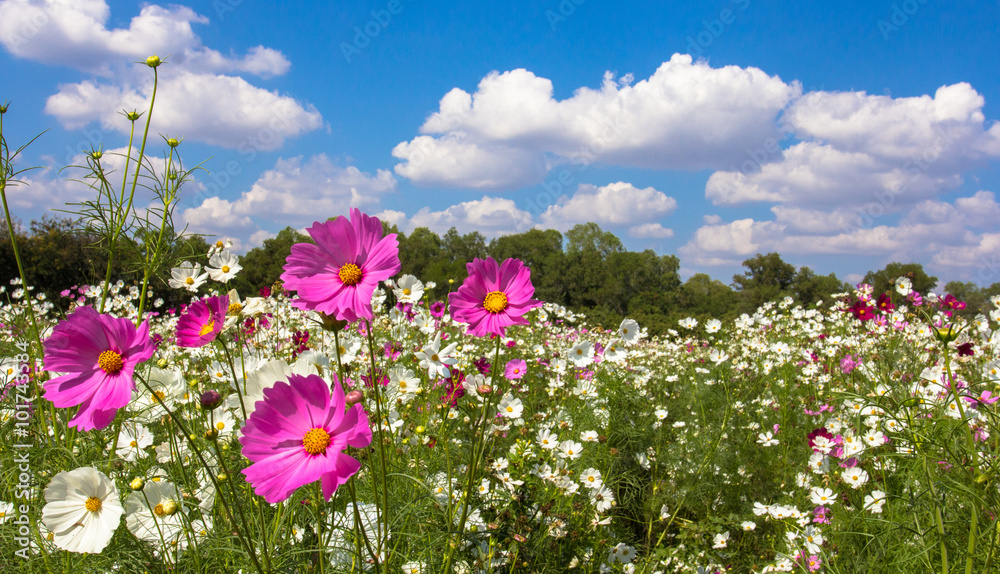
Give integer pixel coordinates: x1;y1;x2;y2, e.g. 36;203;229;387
3;216;998;335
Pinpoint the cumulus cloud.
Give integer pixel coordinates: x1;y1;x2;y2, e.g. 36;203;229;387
539;181;678;231
179;155;397;247
0;0;319;150
628;223;674;239
394;54;799;189
405;196;535;236
680;190;1000;281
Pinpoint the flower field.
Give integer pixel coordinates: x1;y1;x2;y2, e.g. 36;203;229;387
2;237;1000;573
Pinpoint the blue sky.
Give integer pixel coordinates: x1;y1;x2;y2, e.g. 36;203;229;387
2;0;999;288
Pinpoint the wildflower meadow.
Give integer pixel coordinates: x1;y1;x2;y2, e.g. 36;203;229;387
4;60;1000;574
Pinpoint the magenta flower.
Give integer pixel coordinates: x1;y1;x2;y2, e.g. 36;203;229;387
504;359;527;380
42;306;156;431
175;295;228;348
280;209;400;323
449;257;543;338
239;373;372;503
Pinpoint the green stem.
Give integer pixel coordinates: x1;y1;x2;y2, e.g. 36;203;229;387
442;334;503;574
99;67;158;312
365;319;391;573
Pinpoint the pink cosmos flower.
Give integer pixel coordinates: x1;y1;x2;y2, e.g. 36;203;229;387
42;306;156;431
175;295;228;348
280;209;400;323
504;359;527;380
239;373;372;503
449;257;543;338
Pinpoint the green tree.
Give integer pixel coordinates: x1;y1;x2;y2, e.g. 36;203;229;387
732;252;796;313
398;227;443;282
792;266;848;307
488;228;566;303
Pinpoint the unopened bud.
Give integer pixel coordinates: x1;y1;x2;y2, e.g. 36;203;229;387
129;477;145;491
146;55;161;68
161;500;179;515
200;390;222;410
318;312;348;333
157;358;167;368
126;111;141;122
204;428;218;439
90;150;103;160
477;384;492;395
217;473;228;482
345;390;363;406
0;102;8;114
166;137;180;148
414;425;425;435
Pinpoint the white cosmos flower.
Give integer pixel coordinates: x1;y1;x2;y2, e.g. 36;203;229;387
557;440;583;460
168;261;208;292
678;317;698;329
126;480;186;550
42;467;124;554
705;318;722;333
809;487;835;506
114;422;153;461
389;367;421;403
393;274;425;303
580;468;604;490
864;489;887;513
207;250;242;283
536;428;558;449
415;333;458;378
498;395;523;419
618;318;640;345
842;467;870;489
568;341;595;367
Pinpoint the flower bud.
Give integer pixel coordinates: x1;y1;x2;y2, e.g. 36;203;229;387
126;111;141;122
146;55;161;68
204;427;218;439
935;325;958;344
0;102;8;114
345;390;364;405
90;150;103;160
217;473;228;482
166;137;180;148
157;358;167;368
318;312;348;333
160;500;179;516
129;477;145;491
414;425;425;435
200;390;223;410
477;384;492;395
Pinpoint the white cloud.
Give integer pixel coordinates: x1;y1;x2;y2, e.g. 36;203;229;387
539;181;678;231
0;0;317;150
180;155;397;248
394;54;799;188
406;196;535;236
628;223;674;239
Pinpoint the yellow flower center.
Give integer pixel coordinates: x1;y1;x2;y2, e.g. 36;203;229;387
222;265;230;273
431;354;439;362
130;440;137;447
98;350;124;374
85;497;102;512
216;422;225;430
403;288;411;296
483;291;508;314
228;303;243;315
216;240;224;248
185;277;194;285
199;320;215;337
154;503;165;516
338;263;363;286
153;390;166;402
506;406;514;413
303;427;331;455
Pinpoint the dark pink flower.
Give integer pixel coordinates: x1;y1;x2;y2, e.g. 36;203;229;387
176;295;228;348
42;306;156;431
449;257;542;338
280;209;400;323
239;373;372;503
